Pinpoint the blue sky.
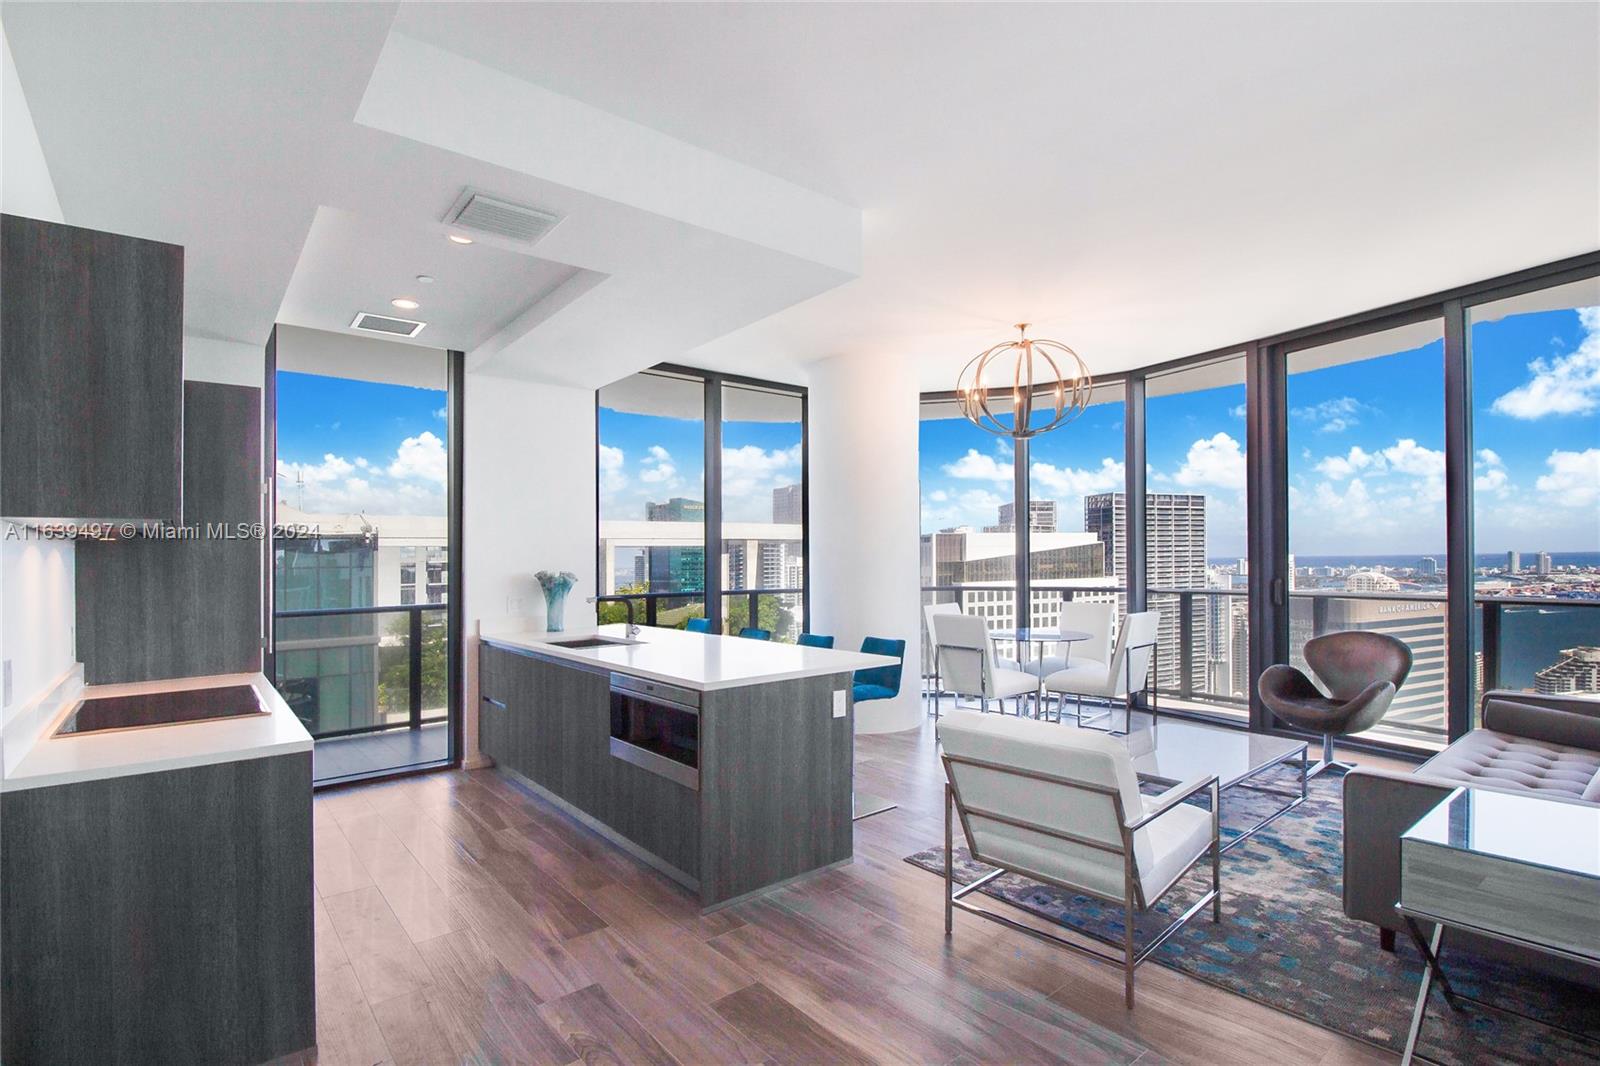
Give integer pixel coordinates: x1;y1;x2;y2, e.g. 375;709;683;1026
598;407;802;524
275;371;448;516
920;306;1600;558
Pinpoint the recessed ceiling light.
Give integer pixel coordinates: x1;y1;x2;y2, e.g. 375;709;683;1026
447;234;473;245
391;297;420;310
415;274;435;284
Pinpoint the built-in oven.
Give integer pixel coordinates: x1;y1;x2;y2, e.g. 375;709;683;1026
608;673;700;790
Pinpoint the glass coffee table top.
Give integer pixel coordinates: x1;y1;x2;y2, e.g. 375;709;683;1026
1405;787;1600;878
1119;712;1307;788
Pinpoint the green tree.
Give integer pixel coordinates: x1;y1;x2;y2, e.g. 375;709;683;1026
377;612;448;717
725;594;795;640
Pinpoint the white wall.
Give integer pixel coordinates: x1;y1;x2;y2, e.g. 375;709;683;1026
462;372;597;765
808;351;923;733
1;17;75;721
1;21;61;224
185;335;264;388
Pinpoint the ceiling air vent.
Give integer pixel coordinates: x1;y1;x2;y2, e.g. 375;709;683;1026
350;312;427;338
443;188;562;244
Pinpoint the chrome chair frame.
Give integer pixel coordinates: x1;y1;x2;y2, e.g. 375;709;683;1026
936;641;1036;717
941;751;1220;1008
1056;640;1159;734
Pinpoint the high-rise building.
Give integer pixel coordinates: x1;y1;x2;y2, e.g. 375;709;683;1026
646;497;705;522
916;528;1113;633
1085;492;1207;693
772;484;802;524
1534;647;1600;694
1419;556;1438;576
1537;551;1553;575
994;500;1058;533
1507;550;1522;573
1347;570;1402;593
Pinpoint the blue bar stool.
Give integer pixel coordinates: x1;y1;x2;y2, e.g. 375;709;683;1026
798;632;835;649
853;637;906;704
685;618;712;633
738;627;772;640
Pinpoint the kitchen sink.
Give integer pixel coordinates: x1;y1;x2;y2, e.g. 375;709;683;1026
546;636;637;649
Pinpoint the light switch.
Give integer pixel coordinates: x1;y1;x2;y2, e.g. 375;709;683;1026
832;689;846;718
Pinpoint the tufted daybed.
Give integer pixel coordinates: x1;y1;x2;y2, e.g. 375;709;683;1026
1343;688;1600;950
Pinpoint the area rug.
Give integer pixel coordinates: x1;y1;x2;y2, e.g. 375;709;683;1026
905;768;1599;1064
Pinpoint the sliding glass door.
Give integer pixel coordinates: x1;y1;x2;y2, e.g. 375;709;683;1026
270;334;460;785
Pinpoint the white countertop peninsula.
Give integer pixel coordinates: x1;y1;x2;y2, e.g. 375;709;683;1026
477;622;898;691
1;670;312;792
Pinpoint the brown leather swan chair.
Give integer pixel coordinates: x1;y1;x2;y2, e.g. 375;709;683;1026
1257;632;1412;777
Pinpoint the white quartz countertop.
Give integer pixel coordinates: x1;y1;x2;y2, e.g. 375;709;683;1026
478;623;899;691
2;671;312;793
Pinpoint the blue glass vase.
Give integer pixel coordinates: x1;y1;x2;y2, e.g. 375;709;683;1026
543;583;570;632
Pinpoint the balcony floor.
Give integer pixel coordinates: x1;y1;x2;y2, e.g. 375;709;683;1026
313;722;449;785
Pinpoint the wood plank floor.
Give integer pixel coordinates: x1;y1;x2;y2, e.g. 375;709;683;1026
285;716;1403;1065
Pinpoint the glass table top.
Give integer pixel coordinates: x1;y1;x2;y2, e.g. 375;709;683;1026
988;628;1092;643
1115;713;1307;789
1404;787;1600;879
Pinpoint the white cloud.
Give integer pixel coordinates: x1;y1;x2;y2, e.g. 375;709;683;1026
1229;403;1246;420
1315;445;1378;481
1172;433;1245;490
1379;438;1444;479
387;431;447;483
433;406;447;420
1491;307;1600;419
1029;457;1125;499
1535;447;1600;508
1474;449;1510;496
943;448;1012;482
598;444;627;492
1292;396;1368;433
639;444;680;487
721;443;801;520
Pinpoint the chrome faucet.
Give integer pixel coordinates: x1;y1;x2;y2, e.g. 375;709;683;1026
587;596;640;637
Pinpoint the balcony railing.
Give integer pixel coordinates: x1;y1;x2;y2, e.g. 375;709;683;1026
921;583;1600;749
593;587;807;641
274;603;447;740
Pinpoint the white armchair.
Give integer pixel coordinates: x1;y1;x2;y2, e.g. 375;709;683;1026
1044;609;1160;729
934;613;1038;715
937;710;1220;1007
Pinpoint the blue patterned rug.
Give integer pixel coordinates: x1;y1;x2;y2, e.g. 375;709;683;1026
906;767;1599;1064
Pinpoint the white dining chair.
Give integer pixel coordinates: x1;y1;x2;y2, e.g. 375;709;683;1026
935;613;1038;716
1024;599;1115;679
937;710;1220;1008
1043;610;1160;729
923;601;962;714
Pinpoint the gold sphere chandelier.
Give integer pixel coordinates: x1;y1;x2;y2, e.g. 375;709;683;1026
957;323;1093;439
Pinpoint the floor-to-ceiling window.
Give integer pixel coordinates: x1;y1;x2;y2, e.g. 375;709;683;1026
596;367;807;635
1283;319;1449;751
720;381;806;640
1027;383;1126;627
1468;277;1600;713
596;369;708;628
271;336;459;785
1144;354;1249;719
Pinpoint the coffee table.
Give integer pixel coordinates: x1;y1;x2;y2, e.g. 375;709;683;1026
1397;788;1600;1065
1119;713;1308;854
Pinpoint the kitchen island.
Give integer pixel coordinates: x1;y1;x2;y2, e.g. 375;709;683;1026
477;623;897;908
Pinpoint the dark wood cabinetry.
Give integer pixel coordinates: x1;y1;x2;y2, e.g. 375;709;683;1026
478;641;851;906
1;753;315;1065
75;381;262;683
1;214;183;521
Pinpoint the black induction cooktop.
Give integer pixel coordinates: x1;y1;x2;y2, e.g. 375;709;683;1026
55;684;266;736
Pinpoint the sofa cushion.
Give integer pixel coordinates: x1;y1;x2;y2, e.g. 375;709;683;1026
1419;729;1600;803
1482;697;1600;751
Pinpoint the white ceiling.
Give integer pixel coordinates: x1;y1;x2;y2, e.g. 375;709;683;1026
6;2;1598;391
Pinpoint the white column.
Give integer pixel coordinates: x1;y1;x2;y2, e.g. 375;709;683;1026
807;351;922;733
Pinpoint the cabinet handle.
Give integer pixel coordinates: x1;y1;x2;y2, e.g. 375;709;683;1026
482;696;507;709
